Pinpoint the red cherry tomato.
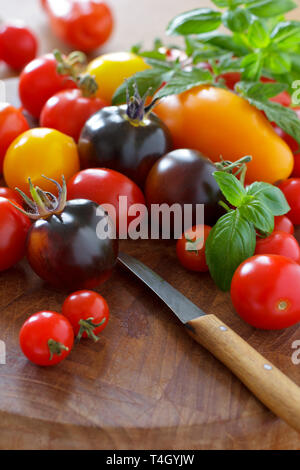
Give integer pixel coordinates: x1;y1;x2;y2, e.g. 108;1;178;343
0;187;23;206
217;71;241;90
255;230;300;262
0;197;31;271
19;311;74;366
292;153;300;178
0;103;30;173
67;168;146;234
231;255;300;329
274;215;294;235
176;225;211;272
277;178;300;225
0;23;38;70
19;53;77;118
62;290;109;341
43;0;113;53
40;89;107;142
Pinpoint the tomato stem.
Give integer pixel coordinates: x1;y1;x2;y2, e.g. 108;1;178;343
125;80;160;125
76;317;106;343
48;339;69;361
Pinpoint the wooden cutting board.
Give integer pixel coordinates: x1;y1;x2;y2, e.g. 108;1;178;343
0;79;300;450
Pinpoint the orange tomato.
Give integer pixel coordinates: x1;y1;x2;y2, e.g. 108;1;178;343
155;86;294;184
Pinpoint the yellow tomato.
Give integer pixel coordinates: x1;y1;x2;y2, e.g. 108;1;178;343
87;52;150;103
155;86;294;184
4;128;80;195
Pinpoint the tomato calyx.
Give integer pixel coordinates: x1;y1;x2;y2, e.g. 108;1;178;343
76;317;106;343
185;235;204;253
125;81;159;126
48;338;69;361
12;175;67;220
54;49;98;98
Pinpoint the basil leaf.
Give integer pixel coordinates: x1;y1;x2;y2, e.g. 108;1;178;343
211;0;229;6
154;68;213;99
246;182;290;215
248;20;270;48
248;0;296;18
241;53;263;81
271;21;300;49
222;9;252;33
247;98;300;144
264;51;291;74
167;9;222;36
236;81;287;99
205;210;256;291
198;33;249;57
214;171;246;207
239;199;274;234
112;69;173;105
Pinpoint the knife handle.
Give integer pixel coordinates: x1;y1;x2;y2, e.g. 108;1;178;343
186;314;300;433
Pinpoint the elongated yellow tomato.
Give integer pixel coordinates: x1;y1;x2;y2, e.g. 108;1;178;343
87;52;150;103
4;128;80;195
155;86;294;184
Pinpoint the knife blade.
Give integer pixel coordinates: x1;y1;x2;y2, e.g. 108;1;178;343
118;251;300;433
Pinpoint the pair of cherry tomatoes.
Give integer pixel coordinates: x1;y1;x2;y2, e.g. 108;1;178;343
20;291;109;366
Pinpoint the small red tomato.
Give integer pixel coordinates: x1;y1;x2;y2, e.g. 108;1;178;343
67;168;146;234
255;230;300;262
231;255;300;329
176;225;211;272
0;197;31;271
40;89;107;142
19;311;74;366
274;215;294;235
19;53;77;118
292;152;300;178
0;103;30;173
277;178;300;225
0;23;38;70
0;187;23;206
62;290;109;341
217;71;241;90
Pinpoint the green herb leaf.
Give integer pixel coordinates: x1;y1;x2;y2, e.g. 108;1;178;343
246;182;290;215
112;68;173;106
167;8;222;36
196;32;250;57
271;21;300;48
205;210;256;291
222;8;252;33
264;51;291;74
154;68;213;99
248;0;296;18
214;171;246;207
241;52;263;80
211;0;229;7
239;199;274;234
248;19;270;48
236;80;287;99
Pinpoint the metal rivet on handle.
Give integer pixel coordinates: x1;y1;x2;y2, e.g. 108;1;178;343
264;364;273;371
219;326;228;331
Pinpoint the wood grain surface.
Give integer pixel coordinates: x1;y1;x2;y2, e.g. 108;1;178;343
1;0;300;451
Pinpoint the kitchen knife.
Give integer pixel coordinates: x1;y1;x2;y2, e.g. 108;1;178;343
118;251;300;433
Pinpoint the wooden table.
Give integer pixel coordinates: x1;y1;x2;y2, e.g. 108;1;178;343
1;0;300;451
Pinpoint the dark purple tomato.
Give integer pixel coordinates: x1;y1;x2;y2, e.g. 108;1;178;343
78;105;172;188
26;199;118;290
145;149;223;228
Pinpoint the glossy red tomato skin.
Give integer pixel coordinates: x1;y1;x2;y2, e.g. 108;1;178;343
19;311;74;366
0;104;30;173
40;89;108;142
231;255;300;330
0;197;31;271
176;225;211;272
292;153;300;178
277;178;300;225
19;54;77;118
67;168;146;233
255;231;300;262
43;0;113;52
0;24;38;70
274;215;294;235
62;290;109;338
0;187;23;206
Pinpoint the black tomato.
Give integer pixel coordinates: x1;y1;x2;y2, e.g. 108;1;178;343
78;88;172;188
145;149;224;228
15;177;118;290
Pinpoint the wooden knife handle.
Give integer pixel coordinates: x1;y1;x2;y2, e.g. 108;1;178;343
186;314;300;433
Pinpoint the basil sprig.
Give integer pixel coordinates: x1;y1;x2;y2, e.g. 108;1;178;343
205;171;290;291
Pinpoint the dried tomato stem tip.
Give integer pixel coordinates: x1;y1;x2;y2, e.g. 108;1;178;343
76;317;106;343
